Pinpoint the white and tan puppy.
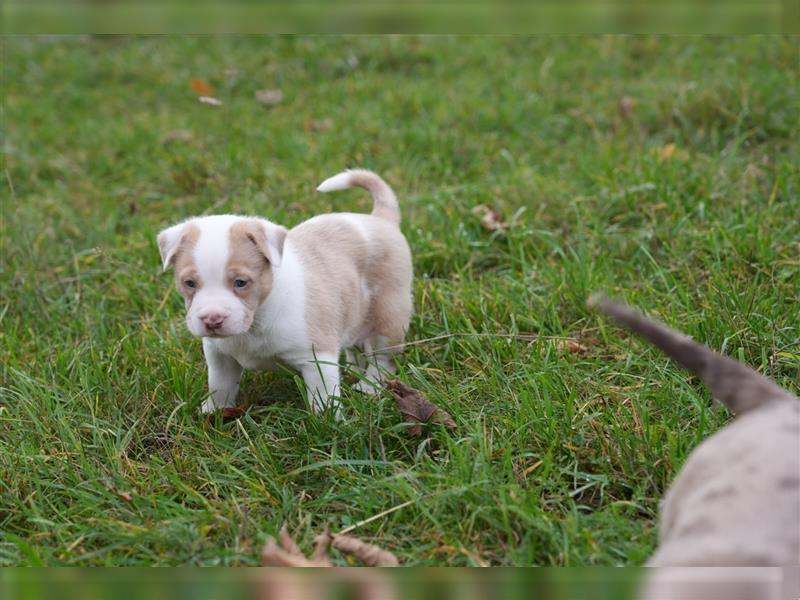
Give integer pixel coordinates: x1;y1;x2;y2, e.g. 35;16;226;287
157;169;413;416
590;297;799;599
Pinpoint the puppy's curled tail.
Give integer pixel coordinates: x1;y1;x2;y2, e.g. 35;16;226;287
317;169;400;225
588;294;796;415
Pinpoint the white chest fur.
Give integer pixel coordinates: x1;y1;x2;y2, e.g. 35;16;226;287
204;241;311;370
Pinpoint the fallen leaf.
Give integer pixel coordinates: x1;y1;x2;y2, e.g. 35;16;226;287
190;78;215;96
656;143;689;162
220;406;245;419
262;524;332;567
618;95;635;118
198;96;222;106
261;539;330;567
255;89;283;106
471;204;508;233
278;523;304;557
160;129;194;144
659;143;676;160
306;117;333;132
385;379;456;438
262;526;398;567
205;406;246;425
331;534;399;566
554;339;590;354
312;531;333;564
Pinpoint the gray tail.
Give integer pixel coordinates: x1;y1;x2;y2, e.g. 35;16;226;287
588;295;793;414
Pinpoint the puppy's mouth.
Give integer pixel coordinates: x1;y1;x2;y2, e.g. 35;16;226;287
202;329;232;338
187;325;230;338
197;324;252;338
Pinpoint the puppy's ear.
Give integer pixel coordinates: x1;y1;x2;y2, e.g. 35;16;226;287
248;220;288;267
157;222;186;271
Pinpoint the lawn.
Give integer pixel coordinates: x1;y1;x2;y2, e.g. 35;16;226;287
1;35;798;567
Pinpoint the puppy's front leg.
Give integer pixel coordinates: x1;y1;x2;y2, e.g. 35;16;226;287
202;340;243;414
299;351;341;418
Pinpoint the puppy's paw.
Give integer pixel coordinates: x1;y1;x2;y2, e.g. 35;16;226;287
310;395;344;421
201;398;219;414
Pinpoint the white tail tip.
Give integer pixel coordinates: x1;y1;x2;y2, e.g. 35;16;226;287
316;171;352;193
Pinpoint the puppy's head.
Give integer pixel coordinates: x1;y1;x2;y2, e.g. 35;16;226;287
157;215;288;338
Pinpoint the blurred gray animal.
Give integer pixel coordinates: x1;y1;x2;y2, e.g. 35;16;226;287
590;297;799;599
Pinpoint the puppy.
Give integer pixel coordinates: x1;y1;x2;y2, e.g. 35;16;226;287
590;297;799;598
157;169;413;416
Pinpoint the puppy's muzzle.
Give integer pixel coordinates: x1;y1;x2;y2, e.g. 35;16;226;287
199;310;228;332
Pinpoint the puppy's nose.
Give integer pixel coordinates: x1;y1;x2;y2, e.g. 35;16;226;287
200;311;226;330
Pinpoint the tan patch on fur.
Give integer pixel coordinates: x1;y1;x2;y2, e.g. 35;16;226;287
171;223;201;308
226;220;275;323
290;215;413;355
362;220;414;347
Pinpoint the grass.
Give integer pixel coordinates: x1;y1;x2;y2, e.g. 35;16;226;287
1;35;798;567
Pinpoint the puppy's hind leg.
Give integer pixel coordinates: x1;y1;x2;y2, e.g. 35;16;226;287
299;351;342;419
354;293;410;395
344;346;369;379
352;335;400;395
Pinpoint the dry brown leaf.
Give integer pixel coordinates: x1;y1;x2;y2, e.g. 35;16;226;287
312;530;332;564
331;534;399;566
554;339;590;354
262;527;397;567
262;527;332;567
278;524;304;557
255;89;284;106
220;406;245;419
656;143;689;162
659;143;676;160
618;95;635;118
471;204;508;233
190;78;215;96
198;96;222;106
262;539;328;567
205;406;245;424
306;118;333;132
385;379;456;438
161;129;194;144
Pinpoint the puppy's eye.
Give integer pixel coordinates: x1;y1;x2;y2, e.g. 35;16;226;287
184;280;196;289
233;278;249;289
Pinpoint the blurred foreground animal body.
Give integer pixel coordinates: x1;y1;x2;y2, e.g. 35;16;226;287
590;297;799;599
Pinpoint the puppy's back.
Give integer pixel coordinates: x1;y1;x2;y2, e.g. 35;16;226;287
287;212;412;352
